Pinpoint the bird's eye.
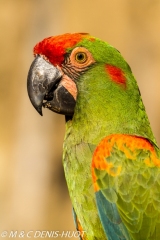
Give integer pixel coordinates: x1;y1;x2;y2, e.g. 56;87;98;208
75;52;87;63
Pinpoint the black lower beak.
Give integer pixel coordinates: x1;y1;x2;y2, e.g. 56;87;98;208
27;55;76;116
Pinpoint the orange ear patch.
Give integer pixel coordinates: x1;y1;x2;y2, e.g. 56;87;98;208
106;65;126;88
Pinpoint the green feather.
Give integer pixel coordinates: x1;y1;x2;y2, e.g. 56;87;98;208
60;35;160;239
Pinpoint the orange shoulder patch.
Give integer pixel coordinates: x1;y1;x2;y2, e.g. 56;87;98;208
92;134;159;191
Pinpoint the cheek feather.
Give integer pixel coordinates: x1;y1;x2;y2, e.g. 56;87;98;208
106;65;126;88
60;74;77;100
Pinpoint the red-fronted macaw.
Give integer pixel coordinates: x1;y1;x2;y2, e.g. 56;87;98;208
27;33;160;240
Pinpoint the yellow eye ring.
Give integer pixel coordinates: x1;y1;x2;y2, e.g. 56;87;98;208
75;52;88;63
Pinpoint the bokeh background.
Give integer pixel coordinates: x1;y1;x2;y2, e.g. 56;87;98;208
0;0;160;239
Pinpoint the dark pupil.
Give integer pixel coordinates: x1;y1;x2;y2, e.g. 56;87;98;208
77;53;84;61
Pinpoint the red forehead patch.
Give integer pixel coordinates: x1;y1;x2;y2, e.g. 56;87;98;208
33;33;88;66
106;65;126;88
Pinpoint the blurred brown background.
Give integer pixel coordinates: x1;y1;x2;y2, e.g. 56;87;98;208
0;0;160;239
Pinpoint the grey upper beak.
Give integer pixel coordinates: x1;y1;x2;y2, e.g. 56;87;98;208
27;55;62;115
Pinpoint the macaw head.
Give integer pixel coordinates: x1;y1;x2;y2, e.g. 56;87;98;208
27;33;131;118
27;33;156;143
